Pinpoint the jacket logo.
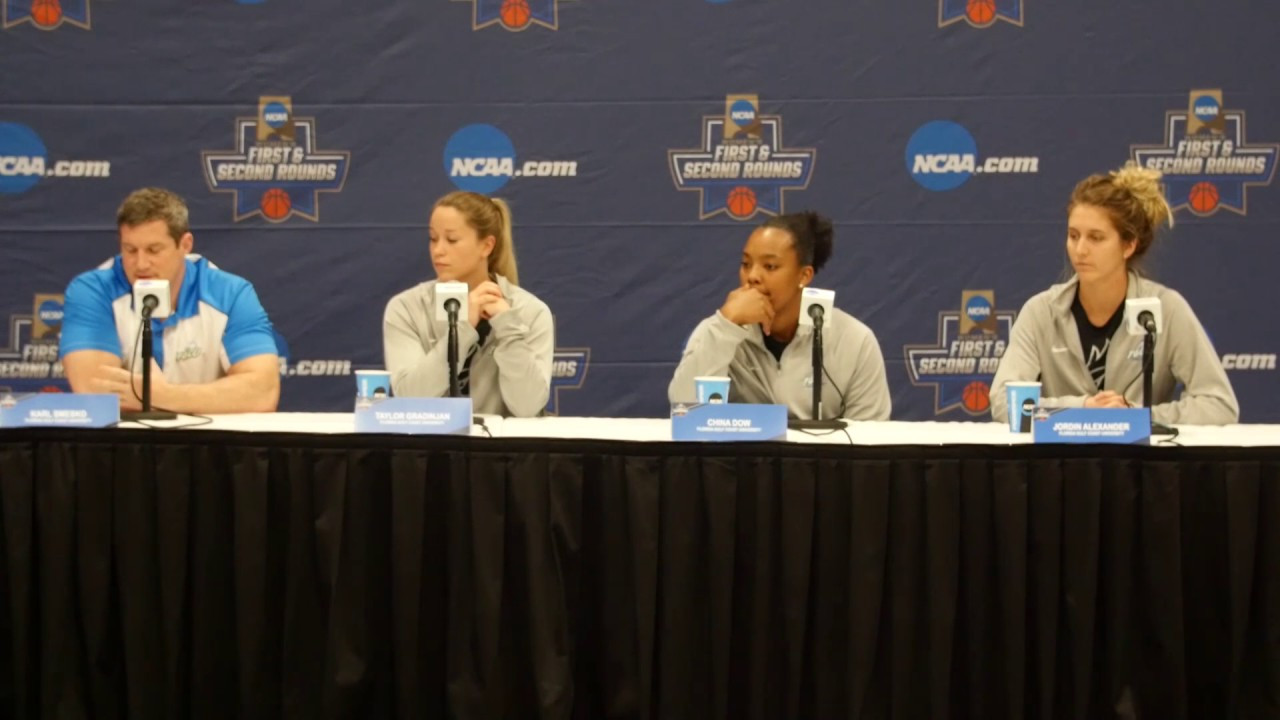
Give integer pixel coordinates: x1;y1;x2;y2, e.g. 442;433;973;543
174;343;203;363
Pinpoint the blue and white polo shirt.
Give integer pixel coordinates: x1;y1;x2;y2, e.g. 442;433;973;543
58;256;278;384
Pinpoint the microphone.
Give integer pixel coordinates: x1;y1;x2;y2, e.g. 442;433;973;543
435;281;469;398
1124;297;1162;412
133;279;171;320
123;278;176;421
435;281;469;321
789;287;845;432
797;287;835;328
1124;297;1161;336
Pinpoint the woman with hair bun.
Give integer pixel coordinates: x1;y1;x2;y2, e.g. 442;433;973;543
383;191;553;417
990;164;1238;425
668;211;891;421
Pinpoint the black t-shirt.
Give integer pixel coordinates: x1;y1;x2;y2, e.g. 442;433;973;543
762;331;789;363
458;319;492;395
1070;294;1124;390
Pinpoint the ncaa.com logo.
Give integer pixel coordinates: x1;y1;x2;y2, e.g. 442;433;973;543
269;331;350;378
0;122;110;195
443;124;578;193
1222;353;1276;371
906;120;1038;191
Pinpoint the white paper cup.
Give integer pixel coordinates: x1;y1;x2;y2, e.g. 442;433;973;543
355;369;392;399
694;376;730;405
1006;381;1041;433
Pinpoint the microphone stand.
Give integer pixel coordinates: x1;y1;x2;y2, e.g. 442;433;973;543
1139;319;1175;435
446;300;461;397
789;309;847;431
122;304;176;421
1142;328;1155;410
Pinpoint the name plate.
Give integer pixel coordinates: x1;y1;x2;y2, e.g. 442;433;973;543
354;396;473;435
1032;407;1151;445
0;393;120;429
671;402;787;442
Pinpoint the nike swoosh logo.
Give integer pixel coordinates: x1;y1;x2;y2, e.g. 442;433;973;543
1051;346;1070;353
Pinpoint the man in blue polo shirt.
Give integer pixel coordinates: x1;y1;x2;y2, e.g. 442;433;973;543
59;188;280;413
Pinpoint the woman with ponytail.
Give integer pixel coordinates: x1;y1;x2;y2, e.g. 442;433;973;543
668;211;891;421
383;191;554;416
990;164;1238;425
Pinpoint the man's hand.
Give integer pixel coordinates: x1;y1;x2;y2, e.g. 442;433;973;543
93;359;168;411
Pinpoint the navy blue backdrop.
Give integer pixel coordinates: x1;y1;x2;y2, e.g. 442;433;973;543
2;0;1277;419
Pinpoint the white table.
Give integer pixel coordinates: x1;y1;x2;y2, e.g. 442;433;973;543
114;412;1280;447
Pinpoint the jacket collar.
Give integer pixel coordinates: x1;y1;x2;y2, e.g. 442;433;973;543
741;319;814;351
1049;270;1154;394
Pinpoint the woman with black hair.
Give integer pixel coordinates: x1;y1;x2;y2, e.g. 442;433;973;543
667;211;891;421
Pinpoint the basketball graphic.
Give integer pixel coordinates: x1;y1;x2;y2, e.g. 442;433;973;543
500;0;531;28
1189;181;1219;214
31;0;62;27
962;380;990;413
260;188;292;221
726;186;757;219
966;0;996;25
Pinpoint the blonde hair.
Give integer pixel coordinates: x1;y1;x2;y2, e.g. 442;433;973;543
1068;163;1175;267
434;191;519;285
117;187;190;243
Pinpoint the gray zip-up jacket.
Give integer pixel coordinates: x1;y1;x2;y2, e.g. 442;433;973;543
383;275;554;417
989;272;1238;426
668;309;891;421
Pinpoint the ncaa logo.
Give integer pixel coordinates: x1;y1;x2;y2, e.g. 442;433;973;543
443;124;578;194
965;295;992;324
37;298;63;331
906;121;977;191
1193;94;1221;123
262;101;290;128
729;99;756;128
444;125;517;194
30;292;63;340
0;123;47;195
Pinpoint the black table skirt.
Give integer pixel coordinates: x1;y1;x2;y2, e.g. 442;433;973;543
0;429;1277;719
